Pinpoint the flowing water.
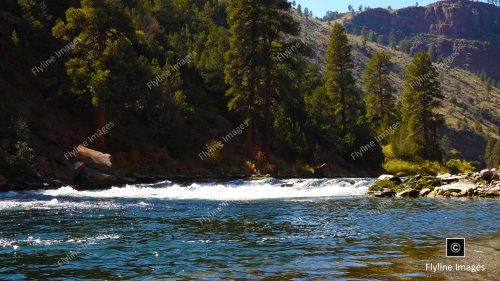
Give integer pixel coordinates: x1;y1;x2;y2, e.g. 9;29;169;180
1;178;499;280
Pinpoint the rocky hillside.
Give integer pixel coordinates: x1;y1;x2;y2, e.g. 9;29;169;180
342;0;500;80
292;4;499;163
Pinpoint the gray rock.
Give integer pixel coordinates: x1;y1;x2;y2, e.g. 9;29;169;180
396;189;419;198
464;187;475;196
437;173;452;179
377;175;394;180
82;168;117;184
485;187;500;197
374;188;396;198
427;190;440;198
479;169;494;181
419;188;432;197
434;187;443;195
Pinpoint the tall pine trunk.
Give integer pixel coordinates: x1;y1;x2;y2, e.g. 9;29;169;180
96;31;107;149
96;102;106;149
263;66;272;155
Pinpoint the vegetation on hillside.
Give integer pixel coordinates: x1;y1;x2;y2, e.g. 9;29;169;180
0;0;498;183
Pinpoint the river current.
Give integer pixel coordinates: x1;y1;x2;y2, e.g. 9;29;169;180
1;178;499;279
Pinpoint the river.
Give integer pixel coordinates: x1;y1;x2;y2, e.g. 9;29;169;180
1;178;499;279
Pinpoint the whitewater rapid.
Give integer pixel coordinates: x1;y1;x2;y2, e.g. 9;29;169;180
41;178;374;200
0;178;375;210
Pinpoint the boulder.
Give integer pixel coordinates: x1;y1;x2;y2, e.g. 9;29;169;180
441;187;463;193
479;169;494;181
82;168;117;185
396;189;419;198
419;188;432;197
462;187;475;196
377;174;394;180
71;161;85;177
438;175;463;183
485;187;500;197
76;145;112;172
427;190;440;198
437;173;452;179
433;187;442;195
375;188;396;197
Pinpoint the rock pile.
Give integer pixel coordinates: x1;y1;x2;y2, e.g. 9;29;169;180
370;168;500;198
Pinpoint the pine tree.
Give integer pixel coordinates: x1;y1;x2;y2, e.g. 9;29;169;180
225;0;261;155
225;0;299;156
485;137;500;168
399;38;410;53
362;52;397;139
52;0;139;149
388;30;396;48
297;4;302;14
323;23;363;149
392;52;444;161
261;0;299;155
427;44;435;61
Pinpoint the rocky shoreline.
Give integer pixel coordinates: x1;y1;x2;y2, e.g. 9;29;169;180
370;168;500;198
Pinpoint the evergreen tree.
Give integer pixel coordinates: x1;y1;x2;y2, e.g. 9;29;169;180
485;137;500;168
304;7;309;17
297;4;302;14
225;0;261;155
261;0;300;155
362;52;397;139
399;38;410;53
392;52;444;161
322;23;364;150
427;44;435;61
388;30;396;48
225;0;299;156
52;0;141;149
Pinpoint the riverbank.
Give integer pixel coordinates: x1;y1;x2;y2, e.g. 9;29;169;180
0;144;383;191
369;168;500;198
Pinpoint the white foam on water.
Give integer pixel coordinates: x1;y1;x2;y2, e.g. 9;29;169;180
0;233;120;249
40;178;374;201
0;199;144;211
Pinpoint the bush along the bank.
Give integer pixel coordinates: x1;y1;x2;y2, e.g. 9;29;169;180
369;168;500;198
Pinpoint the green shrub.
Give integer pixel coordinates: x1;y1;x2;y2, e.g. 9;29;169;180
203;140;223;165
445;159;476;174
2;141;36;177
383;159;447;175
369;179;404;192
